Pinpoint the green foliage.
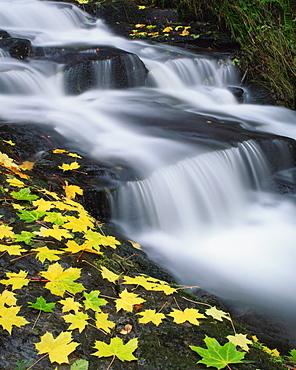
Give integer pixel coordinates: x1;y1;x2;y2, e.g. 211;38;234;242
70;359;89;370
190;336;247;369
28;296;56;313
11;188;38;201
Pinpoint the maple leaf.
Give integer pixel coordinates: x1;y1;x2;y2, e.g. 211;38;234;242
100;266;120;283
290;349;296;362
0;270;30;290
40;188;60;200
6;178;25;187
58;162;80;171
43;212;66;225
0;243;26;255
19;161;34;171
92;337;138;361
36;225;72;241
17;209;46;223
205;306;231;322
63;181;83;200
11;188;38;201
34;331;79;364
137;309;165;326
63;311;89;332
0;224;15;239
64;240;102;255
2;140;15;146
59;297;82;313
63;215;91;233
33;246;63;263
84;230;120;249
28;296;55;312
41;262;84;296
190;336;246;370
122;275;177;295
95;311;115;333
32;198;55;212
168;308;206;326
13;231;35;244
67;152;82;159
0;152;19;169
227;334;253;352
53;149;69;154
0;290;17;306
0;305;29;333
115;289;145;312
83;290;107;312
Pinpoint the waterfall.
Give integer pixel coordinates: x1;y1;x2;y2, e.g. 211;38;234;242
0;0;296;320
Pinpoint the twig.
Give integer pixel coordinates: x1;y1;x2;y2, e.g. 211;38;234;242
106;355;116;370
26;353;49;369
173;297;182;311
32;310;41;330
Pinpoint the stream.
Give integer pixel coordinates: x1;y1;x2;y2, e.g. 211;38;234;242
0;0;296;332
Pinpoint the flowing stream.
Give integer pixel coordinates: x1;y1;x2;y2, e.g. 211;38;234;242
1;0;296;326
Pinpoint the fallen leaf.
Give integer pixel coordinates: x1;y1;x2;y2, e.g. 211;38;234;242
0;305;29;333
34;331;79;364
119;324;133;335
63;311;89;332
115;289;145;312
41;262;84;296
137;309;165;326
92;337;138;361
205;306;231;322
227;333;253;351
58;162;80;171
168;308;206;326
95;311;115;333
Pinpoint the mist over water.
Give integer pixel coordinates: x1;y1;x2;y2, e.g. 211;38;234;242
1;0;296;327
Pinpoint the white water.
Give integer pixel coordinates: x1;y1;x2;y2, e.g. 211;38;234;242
1;0;296;322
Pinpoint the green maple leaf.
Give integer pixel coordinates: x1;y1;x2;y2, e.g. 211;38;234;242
11;188;38;201
17;210;46;223
28;296;55;312
290;349;296;362
190;336;247;369
92;337;138;361
43;212;66;225
83;290;107;312
13;231;35;244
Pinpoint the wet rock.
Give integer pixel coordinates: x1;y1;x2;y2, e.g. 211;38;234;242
0;36;32;59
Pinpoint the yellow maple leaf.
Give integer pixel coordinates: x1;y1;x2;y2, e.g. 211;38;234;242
34;331;79;364
128;240;142;250
0;305;29;333
58;162;80;172
63;181;83;200
180;29;190;36
115;289;145;312
95;311;115;333
227;334;253;352
0;224;15;239
0;290;17;306
0;243;26;256
100;266;120;283
35;225;72;241
33;246;63;263
205;306;231;322
67;152;82;159
2;140;15;146
64;240;102;255
137;309;165;326
40;189;60;200
6;178;25;187
32;198;55;212
59;297;82;313
163;26;173;32
122;274;177;295
19;161;34;171
63;215;91;233
0;152;18;169
41;262;84;296
168;308;206;326
0;270;30;290
135;23;146;28
63;311;89;332
53;149;69;154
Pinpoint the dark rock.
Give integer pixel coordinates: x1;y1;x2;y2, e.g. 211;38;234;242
32;46;147;94
227;86;245;103
0;36;32;59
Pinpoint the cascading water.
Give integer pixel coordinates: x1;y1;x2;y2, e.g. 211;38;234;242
0;0;296;327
